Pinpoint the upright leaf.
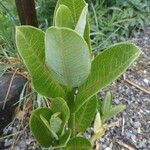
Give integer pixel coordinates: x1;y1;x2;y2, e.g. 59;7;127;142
93;112;102;134
45;27;91;88
75;4;88;36
54;0;92;52
65;137;92;150
16;26;66;99
102;91;112;116
75;43;141;111
29;108;53;148
50;112;62;134
55;5;74;29
75;96;97;132
50;97;70;134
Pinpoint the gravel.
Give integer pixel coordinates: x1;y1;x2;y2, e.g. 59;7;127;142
0;28;149;150
96;27;150;150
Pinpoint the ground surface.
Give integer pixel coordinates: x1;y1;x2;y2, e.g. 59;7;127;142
0;28;149;150
97;28;150;150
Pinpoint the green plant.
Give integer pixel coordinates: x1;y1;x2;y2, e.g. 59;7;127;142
15;0;141;149
90;0;150;51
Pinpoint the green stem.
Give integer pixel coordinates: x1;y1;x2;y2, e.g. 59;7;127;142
90;127;105;147
66;88;76;137
69;113;76;137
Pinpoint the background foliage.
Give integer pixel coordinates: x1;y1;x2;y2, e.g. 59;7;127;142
0;0;150;55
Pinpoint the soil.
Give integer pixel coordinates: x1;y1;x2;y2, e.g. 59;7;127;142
0;28;149;150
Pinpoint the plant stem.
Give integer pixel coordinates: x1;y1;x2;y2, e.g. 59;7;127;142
66;88;76;137
69;113;76;137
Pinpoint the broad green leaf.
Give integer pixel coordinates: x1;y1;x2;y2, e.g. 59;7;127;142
75;43;141;112
102;105;126;122
29;108;53;148
93;112;102;134
50;97;70;134
54;0;92;52
54;129;71;148
50;112;62;134
75;4;88;36
16;26;66;99
45;27;91;88
65;137;92;150
102;91;112;116
75;96;97;132
55;5;74;29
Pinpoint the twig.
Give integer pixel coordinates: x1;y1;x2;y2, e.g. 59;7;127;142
123;74;150;95
104;119;121;129
10;124;28;150
115;139;137;150
2;69;18;109
122;116;125;136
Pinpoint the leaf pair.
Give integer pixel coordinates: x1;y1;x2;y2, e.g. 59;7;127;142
54;0;91;52
100;92;126;123
30;98;70;148
97;92;126;124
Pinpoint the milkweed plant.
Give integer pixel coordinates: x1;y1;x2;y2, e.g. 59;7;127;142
15;0;141;149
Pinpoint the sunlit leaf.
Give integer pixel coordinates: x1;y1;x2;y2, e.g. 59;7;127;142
75;4;88;36
45;27;91;88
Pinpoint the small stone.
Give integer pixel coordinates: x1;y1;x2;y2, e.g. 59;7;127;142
134;121;141;128
138;140;146;148
143;78;149;84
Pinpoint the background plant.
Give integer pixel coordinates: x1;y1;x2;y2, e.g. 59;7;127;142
90;0;150;51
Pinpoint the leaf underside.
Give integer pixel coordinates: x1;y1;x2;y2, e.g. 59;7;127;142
45;27;91;88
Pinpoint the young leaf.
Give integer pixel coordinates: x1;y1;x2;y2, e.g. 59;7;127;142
50;112;62;134
102;105;126;122
75;43;141;112
93;112;102;134
75;4;88;36
65;137;92;150
16;26;66;99
29;108;54;148
102;91;112;116
75;96;97;132
50;97;70;134
45;27;91;88
54;0;92;52
55;5;74;29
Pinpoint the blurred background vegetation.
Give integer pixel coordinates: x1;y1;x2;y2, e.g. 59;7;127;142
0;0;150;58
